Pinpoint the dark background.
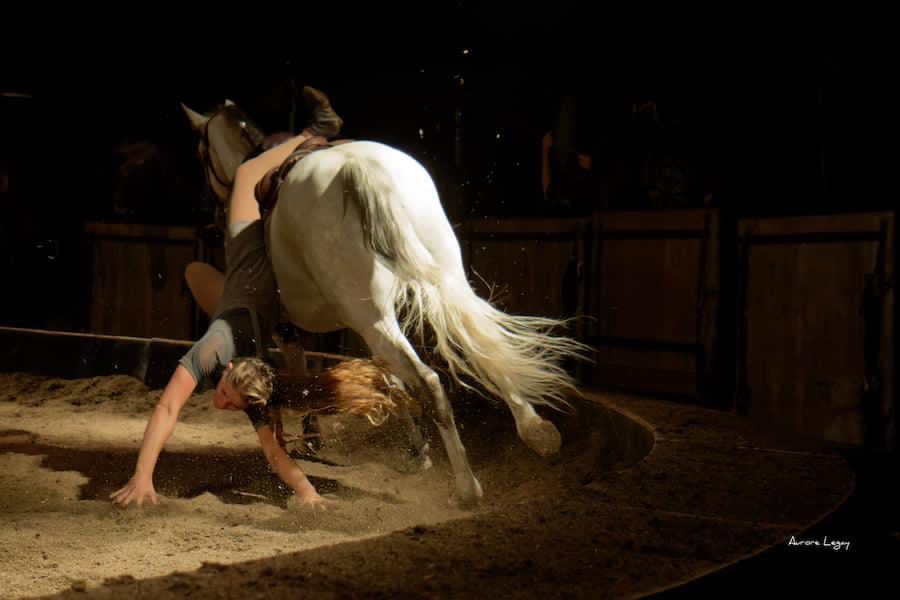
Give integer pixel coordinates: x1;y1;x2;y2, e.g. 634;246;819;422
0;33;887;330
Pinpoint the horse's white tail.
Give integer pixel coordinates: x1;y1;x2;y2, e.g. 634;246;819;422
341;156;591;412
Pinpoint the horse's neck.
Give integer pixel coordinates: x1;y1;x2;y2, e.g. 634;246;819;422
214;139;249;181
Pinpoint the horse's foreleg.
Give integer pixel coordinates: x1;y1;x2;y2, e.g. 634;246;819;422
378;369;431;471
301;413;322;454
397;403;432;473
273;328;307;378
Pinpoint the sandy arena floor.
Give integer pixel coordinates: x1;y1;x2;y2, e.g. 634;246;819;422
0;371;852;599
0;372;489;597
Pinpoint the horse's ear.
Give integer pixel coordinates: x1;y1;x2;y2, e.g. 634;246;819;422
181;102;210;131
224;98;236;107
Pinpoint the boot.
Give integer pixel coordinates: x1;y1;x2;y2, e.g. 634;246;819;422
302;86;343;139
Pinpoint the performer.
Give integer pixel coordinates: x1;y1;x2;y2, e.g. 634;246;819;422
111;87;408;511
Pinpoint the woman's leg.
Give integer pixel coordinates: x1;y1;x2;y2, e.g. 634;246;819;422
229;132;311;225
228;85;343;226
184;262;225;318
302;86;343;139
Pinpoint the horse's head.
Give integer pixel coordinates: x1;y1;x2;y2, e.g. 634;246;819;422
181;100;265;202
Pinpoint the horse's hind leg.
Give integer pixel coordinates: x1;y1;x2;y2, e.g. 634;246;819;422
358;317;482;504
505;392;563;457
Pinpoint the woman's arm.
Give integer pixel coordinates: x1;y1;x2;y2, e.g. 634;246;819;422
110;364;197;507
256;424;324;509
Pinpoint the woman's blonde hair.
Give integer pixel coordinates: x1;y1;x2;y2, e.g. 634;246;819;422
282;358;418;426
326;358;417;425
225;357;275;406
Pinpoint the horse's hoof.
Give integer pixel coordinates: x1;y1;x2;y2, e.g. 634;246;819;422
520;417;562;456
398;448;433;473
452;478;483;509
404;453;433;473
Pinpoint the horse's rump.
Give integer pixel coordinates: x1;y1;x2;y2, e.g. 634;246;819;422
255;136;354;214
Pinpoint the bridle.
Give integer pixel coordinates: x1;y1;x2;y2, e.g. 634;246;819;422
199;105;264;199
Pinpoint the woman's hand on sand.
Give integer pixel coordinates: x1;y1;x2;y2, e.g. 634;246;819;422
289;489;327;512
110;475;159;507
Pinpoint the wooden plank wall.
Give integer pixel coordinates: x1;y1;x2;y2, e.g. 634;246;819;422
458;212;720;400
587;210;719;398
462;218;590;320
85;223;198;339
84;211;895;450
737;212;895;449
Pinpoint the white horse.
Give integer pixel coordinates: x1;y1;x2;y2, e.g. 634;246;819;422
182;101;590;503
